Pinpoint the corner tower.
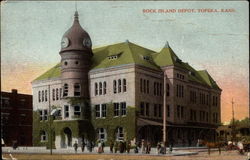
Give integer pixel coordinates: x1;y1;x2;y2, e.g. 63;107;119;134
59;11;93;99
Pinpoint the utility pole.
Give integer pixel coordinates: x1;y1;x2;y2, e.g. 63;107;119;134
231;98;236;142
163;73;167;145
49;85;52;155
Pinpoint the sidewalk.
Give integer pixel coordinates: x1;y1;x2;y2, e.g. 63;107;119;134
2;146;199;156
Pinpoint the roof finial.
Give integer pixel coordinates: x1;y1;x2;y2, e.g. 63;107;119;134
125;39;129;43
164;41;169;48
74;1;79;22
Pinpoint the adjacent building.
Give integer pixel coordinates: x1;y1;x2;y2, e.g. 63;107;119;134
32;11;221;148
1;89;33;146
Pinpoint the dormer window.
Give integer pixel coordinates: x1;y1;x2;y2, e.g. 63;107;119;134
108;52;122;60
189;71;195;76
143;56;150;61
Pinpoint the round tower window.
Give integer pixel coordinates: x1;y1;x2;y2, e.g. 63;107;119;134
75;61;79;65
64;61;68;66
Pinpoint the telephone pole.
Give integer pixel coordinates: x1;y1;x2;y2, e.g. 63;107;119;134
163;73;167;145
231;98;236;142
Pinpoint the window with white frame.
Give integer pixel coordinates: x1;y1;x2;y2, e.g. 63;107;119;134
74;106;81;116
103;82;107;95
121;102;126;116
95;105;100;118
39;110;43;121
118;79;121;93
95;83;98;96
74;83;81;96
63;84;68;97
64;105;69;118
113;80;117;94
101;104;106;118
56;88;59;100
99;82;102;95
45;90;48;101
97;128;106;141
95;104;106;118
40;131;47;142
114;103;119;116
38;91;41;102
44;110;48;120
42;90;44;102
116;127;124;140
52;89;55;101
60;88;62;99
123;79;126;92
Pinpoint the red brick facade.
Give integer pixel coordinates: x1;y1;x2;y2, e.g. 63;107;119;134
1;89;32;146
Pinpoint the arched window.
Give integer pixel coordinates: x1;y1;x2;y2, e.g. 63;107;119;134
118;79;121;93
63;84;68;97
99;82;102;95
95;83;98;96
38;91;41;102
97;128;106;141
52;89;55;101
42;90;44;102
74;83;81;96
40;130;47;142
146;80;149;94
116;127;124;141
45;90;47;102
113;80;117;94
167;83;170;96
143;79;146;93
103;82;107;95
123;79;126;92
59;88;62;99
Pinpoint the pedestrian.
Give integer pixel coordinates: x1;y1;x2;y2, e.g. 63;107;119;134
73;141;78;153
134;142;139;153
114;141;118;153
126;141;131;153
110;140;114;153
146;142;151;154
97;140;102;153
81;141;86;152
141;139;145;154
157;142;161;154
101;141;105;153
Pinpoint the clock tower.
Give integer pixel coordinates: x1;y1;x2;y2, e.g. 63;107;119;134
59;11;93;99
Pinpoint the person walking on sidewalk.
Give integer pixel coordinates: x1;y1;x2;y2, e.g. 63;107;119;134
73;141;78;153
81;141;86;152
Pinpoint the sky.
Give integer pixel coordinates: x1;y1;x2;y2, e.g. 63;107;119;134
1;1;249;122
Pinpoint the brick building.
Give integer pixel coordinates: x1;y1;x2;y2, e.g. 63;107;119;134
1;89;33;146
32;11;221;148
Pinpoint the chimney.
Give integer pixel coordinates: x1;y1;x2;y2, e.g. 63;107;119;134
11;89;18;94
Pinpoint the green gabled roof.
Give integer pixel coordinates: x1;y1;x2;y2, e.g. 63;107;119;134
33;63;61;81
91;41;160;70
197;70;221;90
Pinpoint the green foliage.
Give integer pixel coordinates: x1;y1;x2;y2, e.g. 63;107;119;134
66;97;91;120
91;103;136;145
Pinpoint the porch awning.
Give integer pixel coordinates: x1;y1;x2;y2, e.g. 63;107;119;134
137;118;163;126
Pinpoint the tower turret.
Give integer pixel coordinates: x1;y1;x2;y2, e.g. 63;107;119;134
59;11;92;99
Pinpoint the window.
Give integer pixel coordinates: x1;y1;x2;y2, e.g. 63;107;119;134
140;79;143;93
95;83;98;96
140;102;144;116
113;80;117;94
45;90;48;101
118;79;121;93
114;103;119;116
103;82;107;95
42;90;44;102
177;105;180;118
95;105;100;118
74;106;81;116
40;131;47;142
145;103;149;116
181;106;184;119
158;104;162;117
123;79;126;92
44;110;48;120
64;105;69;118
97;128;106;141
38;91;41;103
143;79;146;93
159;83;162;96
101;104;107;118
64;61;68;66
39;110;43;121
60;88;62;99
116;127;124;140
167;84;170;96
206;112;209;122
74;83;81;96
56;88;59;100
52;89;55;101
167;105;170;117
154;82;156;95
156;83;159;96
63;84;68;97
154;104;157;117
146;80;149;94
99;82;102;95
121;102;126;116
